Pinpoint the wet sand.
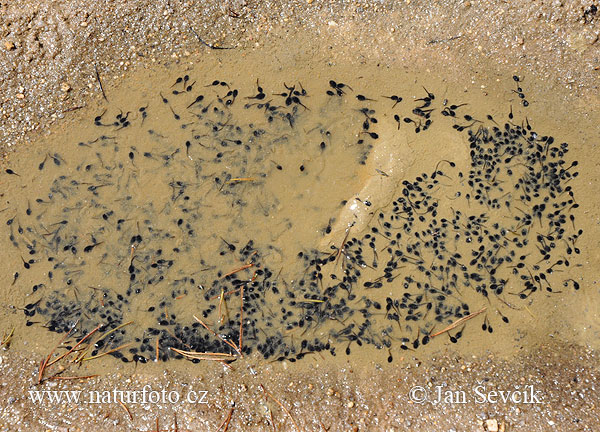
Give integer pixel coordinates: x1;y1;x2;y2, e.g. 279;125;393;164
1;1;600;431
0;342;599;431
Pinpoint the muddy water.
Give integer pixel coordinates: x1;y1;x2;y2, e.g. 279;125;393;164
0;51;594;382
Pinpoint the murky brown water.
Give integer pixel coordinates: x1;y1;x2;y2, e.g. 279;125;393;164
1;51;593;382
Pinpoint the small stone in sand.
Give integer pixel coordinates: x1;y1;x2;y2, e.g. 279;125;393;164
485;419;499;432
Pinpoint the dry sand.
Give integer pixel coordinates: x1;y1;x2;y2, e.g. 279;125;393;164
1;0;599;153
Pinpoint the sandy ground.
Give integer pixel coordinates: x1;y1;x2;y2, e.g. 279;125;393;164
1;0;600;431
1;0;599;153
0;342;599;431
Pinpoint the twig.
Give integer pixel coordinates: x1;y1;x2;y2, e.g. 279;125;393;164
210;287;240;301
218;359;235;370
218;288;228;324
269;408;277;432
95;64;108;101
118;400;133;421
156;337;160;362
227;177;256;184
47;324;101;367
74;322;133;364
260;384;302;432
239;283;244;353
81;342;133;361
93;321;133;346
169;347;236;361
216;406;235;432
335;226;352;265
430;307;487;338
62;105;85;113
39;321;79;384
427;35;462;45
189;26;235;50
222;263;254;278
1;327;15;347
49;374;99;381
193;315;242;356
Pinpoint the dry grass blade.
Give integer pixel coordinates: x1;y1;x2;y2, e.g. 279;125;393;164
47;324;101;367
430;307;487;338
269;408;277;432
93;321;133;346
49;374;99;381
81;342;133;362
1;327;15;348
334;227;352;264
169;347;236;361
193;315;241;356
209;287;240;301
227;177;256;184
222;263;254;278
239;283;244;353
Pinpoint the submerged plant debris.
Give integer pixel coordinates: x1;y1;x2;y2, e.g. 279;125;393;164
2;72;582;366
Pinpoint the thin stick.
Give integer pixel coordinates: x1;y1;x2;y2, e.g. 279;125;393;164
62;105;85;113
155;337;160;362
193;315;241;355
73;346;92;364
118;400;133;421
430;307;487;338
210;287;240;301
49;375;99;381
165;327;189;350
239;283;244;354
189;26;235;50
227;177;256;184
524;305;536;318
222;263;254;278
335;227;352;265
260;384;302;432
38;360;45;384
81;342;133;361
216;407;235;432
218;289;227;324
93;321;133;346
39;322;79;383
47;324;101;367
269;408;277;432
169;347;236;360
95;64;108;101
218;359;235;370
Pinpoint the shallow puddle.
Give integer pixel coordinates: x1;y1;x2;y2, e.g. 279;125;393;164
0;53;590;378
